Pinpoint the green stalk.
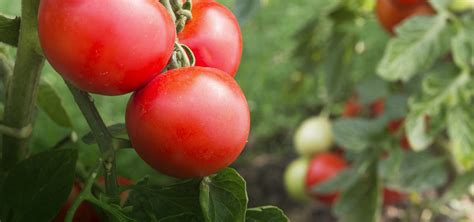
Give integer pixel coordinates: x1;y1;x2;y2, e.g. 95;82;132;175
1;0;45;170
66;83;119;199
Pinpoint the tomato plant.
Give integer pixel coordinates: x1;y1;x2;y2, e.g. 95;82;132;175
38;0;176;95
178;1;242;77
126;67;250;178
375;0;434;34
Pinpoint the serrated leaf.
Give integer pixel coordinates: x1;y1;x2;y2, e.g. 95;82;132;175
385;151;447;192
82;123;127;144
377;14;451;81
447;104;474;169
451;25;474;70
332;118;384;151
0;14;20;47
233;0;260;24
126;180;204;221
245;206;289;222
2;149;78;222
37;80;74;129
334;163;381;222
200;168;248;222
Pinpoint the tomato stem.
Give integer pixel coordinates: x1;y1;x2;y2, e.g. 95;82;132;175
1;0;45;170
66;83;120;201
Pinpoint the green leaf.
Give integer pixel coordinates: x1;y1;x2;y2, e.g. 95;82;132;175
245;206;289;222
440;170;474;202
355;77;389;105
378;148;403;178
159;213;200;222
451;25;474;70
200;168;248;222
37;80;74;129
2;149;78;222
332;118;384;151
82;123;127;144
126;180;204;221
312;168;359;193
233;0;260;24
406;67;470;150
447;104;474;169
334;163;381;222
377;14;452;81
0;14;20;47
384;151;447;192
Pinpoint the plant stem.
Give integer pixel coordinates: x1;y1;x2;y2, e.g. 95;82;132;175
66;83;119;199
1;0;45;170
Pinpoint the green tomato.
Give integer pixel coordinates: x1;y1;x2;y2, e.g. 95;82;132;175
284;158;310;202
449;0;474;11
293;116;333;156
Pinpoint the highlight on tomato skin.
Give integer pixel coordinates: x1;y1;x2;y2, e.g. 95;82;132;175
305;153;348;205
178;1;242;77
38;0;176;95
126;67;250;178
375;0;434;34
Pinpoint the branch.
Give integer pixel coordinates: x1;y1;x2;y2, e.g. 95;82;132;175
66;83;119;200
1;0;45;170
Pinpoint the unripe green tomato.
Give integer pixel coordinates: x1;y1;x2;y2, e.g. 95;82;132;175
284;158;310;202
293;116;333;156
449;0;474;11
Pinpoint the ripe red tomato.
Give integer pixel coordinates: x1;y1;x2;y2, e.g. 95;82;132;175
38;0;176;95
305;153;347;205
53;183;101;222
178;2;242;77
383;188;406;205
126;67;250;178
376;0;434;34
343;96;362;117
370;98;385;117
388;118;404;134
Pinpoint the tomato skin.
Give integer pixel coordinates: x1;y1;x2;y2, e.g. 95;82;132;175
126;67;250;178
38;0;176;95
343;96;362;117
178;2;242;77
293;116;333;157
394;0;424;6
305;153;347;205
53;183;101;222
284;158;311;202
376;0;434;34
383;188;406;205
370;98;385;117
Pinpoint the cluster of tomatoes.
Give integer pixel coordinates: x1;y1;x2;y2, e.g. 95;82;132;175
283;96;410;206
38;0;250;179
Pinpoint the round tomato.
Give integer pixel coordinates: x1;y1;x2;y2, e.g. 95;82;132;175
376;0;434;34
126;67;250;178
53;183;101;222
383;188;406;205
293;116;333;157
305;153;347;205
38;0;175;95
343;96;362;117
284;158;310;202
178;2;242;77
370;98;385;117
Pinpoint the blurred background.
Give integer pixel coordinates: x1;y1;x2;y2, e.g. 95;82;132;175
2;0;473;221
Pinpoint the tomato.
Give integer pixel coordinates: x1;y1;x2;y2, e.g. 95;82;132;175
293;116;333;157
449;0;474;11
178;2;242;77
38;0;175;95
394;0;425;6
370;98;385;117
305;153;347;205
388;118;404;134
126;67;250;178
284;158;310;202
376;0;434;34
53;183;101;222
343;96;362;117
383;188;406;205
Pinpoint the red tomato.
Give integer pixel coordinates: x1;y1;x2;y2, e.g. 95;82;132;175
383;188;406;205
376;0;434;34
400;135;411;150
305;153;348;205
38;0;175;95
394;0;425;6
388;118;405;134
53;183;101;222
126;67;250;178
178;2;242;77
370;99;385;117
343;96;362;117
